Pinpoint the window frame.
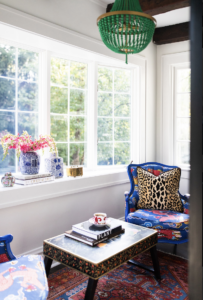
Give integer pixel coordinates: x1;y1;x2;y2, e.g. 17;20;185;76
161;51;190;169
96;64;134;167
0;28;144;174
173;63;191;169
49;54;89;167
0;39;44;174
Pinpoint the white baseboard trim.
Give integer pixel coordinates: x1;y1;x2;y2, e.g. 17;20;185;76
17;246;43;257
17;217;126;268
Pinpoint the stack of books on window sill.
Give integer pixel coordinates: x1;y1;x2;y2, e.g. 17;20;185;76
15;172;55;186
65;219;125;247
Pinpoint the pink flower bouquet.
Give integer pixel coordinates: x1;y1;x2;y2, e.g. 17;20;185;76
1;131;57;160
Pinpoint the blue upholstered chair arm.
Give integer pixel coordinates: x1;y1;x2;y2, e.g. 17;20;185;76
181;194;190;202
124;191;130;220
124;191;139;221
180;194;190;214
0;234;16;262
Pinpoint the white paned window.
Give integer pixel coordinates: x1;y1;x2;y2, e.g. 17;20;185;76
174;67;191;167
0;30;141;175
50;57;88;167
97;66;131;166
0;43;39;174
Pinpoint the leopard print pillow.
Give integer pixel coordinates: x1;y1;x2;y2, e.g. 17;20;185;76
137;167;183;212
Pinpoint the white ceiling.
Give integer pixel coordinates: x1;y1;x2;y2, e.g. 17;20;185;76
96;1;190;28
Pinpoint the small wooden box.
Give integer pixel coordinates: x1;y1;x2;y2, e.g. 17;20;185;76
66;166;83;177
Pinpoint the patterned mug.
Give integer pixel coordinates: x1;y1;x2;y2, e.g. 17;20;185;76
93;213;107;225
1;172;15;187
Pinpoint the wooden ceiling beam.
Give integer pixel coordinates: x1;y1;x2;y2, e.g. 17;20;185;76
153;22;189;45
106;0;190;16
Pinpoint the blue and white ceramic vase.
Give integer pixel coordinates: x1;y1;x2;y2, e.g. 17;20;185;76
44;152;64;179
19;151;40;175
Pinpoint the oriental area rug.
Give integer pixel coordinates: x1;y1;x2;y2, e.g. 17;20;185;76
47;250;188;300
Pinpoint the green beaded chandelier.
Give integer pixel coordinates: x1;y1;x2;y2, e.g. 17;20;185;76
97;0;157;64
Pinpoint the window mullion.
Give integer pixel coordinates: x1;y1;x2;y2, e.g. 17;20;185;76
112;69;115;166
173;67;177;165
174;66;191;167
87;62;97;170
40;50;51;136
68;61;70;167
131;68;137;163
15;48;18;173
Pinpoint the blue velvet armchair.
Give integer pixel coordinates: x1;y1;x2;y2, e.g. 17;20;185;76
0;234;49;299
125;163;189;252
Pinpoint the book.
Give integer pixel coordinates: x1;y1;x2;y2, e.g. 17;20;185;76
65;228;125;246
72;219;123;240
15;175;55;185
15;172;52;180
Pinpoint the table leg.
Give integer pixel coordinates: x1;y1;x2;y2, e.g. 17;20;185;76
150;245;161;280
84;278;98;300
44;256;53;277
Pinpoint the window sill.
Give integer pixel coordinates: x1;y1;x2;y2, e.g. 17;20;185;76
0;168;129;209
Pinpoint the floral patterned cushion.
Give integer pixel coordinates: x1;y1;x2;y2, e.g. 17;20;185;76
126;209;189;243
0;254;9;264
126;209;189;231
156;229;188;242
0;255;48;300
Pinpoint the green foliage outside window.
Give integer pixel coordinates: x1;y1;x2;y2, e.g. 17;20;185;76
97;66;131;165
0;44;132;172
0;44;39;174
0;44;15;77
0;78;15;110
50;57;88;166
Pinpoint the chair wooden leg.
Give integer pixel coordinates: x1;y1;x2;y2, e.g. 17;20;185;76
173;244;177;255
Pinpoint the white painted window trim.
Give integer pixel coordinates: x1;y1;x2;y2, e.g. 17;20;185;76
0;6;146;205
0;4;147;168
0;21;146;168
0;168;128;210
161;51;190;169
173;63;191;169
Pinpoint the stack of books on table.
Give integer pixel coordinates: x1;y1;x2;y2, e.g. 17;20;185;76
15;172;55;186
65;219;125;246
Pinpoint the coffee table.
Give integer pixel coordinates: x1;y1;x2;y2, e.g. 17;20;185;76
43;218;161;300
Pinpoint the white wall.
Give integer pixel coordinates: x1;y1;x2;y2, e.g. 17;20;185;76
0;1;191;257
156;41;190;195
0;1;157;161
0;1;157;256
0;171;130;256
